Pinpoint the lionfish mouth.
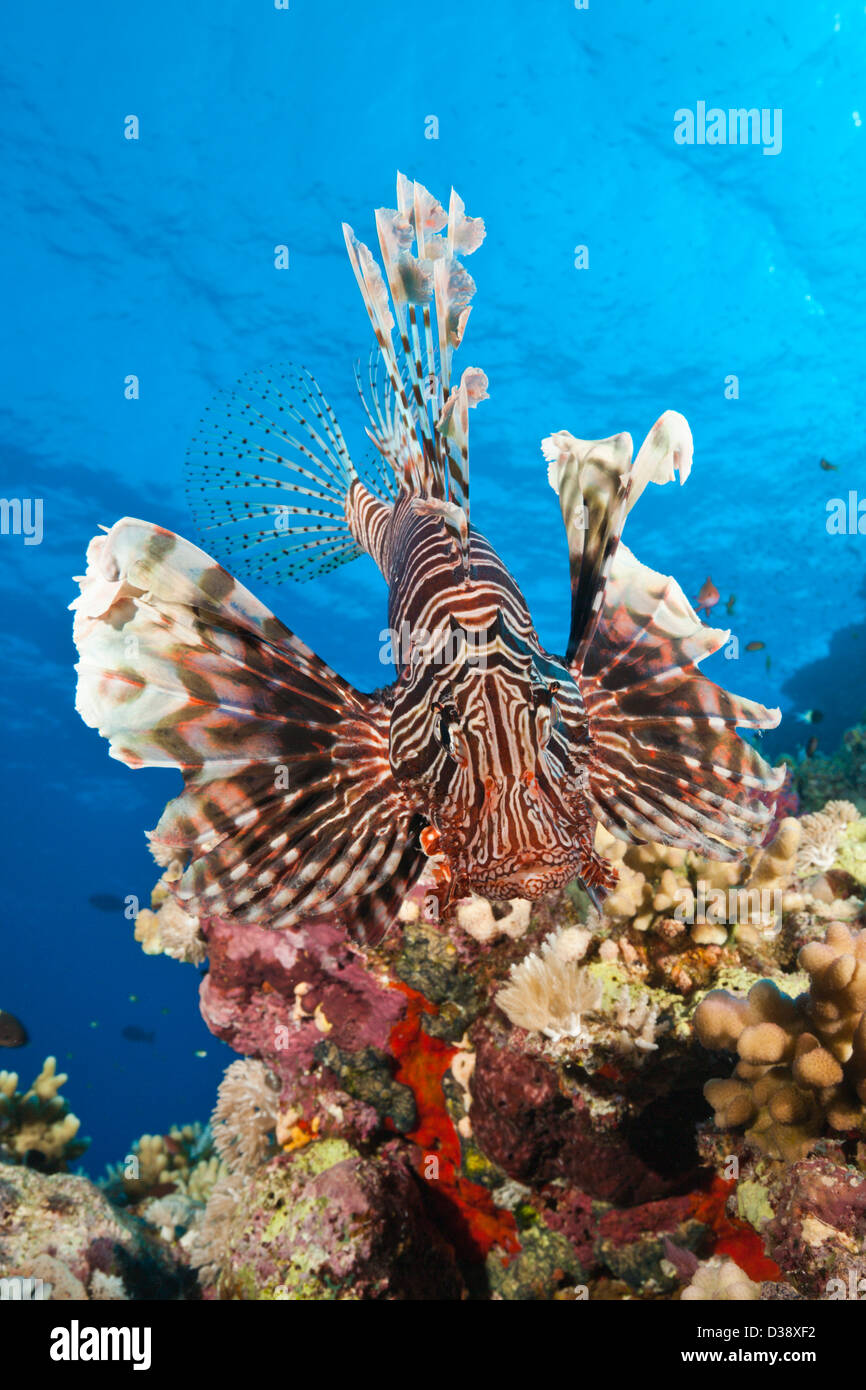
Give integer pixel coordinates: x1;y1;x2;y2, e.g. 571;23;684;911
468;858;579;901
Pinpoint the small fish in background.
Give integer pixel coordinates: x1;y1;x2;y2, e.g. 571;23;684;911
765;655;772;674
797;709;824;725
121;1025;155;1044
88;893;124;913
0;1010;28;1048
693;575;720;617
819;457;838;471
725;594;736;614
806;735;820;758
745;641;766;652
194;1050;207;1058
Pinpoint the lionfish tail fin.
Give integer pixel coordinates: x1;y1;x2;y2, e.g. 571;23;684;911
551;413;783;858
71;519;424;943
185;364;392;586
343;174;487;516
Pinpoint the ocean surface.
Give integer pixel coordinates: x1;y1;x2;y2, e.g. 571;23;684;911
2;0;864;1173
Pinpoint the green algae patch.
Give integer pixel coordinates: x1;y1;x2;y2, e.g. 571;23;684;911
486;1223;584;1300
835;819;866;886
736;1179;775;1231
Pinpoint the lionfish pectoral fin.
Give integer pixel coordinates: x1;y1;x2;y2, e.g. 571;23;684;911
544;411;781;860
543;411;693;668
582;881;606;914
71;518;424;943
577;846;618;911
576;536;783;861
184;363;397;587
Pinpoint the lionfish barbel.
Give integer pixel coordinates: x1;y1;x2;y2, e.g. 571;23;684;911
72;175;783;942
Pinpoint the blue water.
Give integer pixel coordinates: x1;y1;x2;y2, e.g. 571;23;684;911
2;0;865;1172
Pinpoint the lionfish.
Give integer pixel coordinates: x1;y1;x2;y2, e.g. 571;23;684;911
72;175;783;943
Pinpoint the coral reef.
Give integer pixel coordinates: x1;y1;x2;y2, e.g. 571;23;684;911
189;1138;465;1299
104;1122;226;1205
0;1058;87;1170
0;1163;195;1299
13;747;866;1299
93;781;862;1299
696;923;866;1161
790;723;866;816
590;818;806;994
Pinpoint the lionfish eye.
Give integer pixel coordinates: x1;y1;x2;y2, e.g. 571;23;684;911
433;699;457;751
435;707;452;751
531;680;562;747
432;700;468;765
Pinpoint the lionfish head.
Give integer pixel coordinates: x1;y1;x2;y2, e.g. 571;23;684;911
390;647;607;903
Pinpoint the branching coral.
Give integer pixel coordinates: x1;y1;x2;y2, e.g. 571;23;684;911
211;1059;280;1173
696;923;866;1161
105;1122;226;1202
0;1058;87;1169
595;817;802;952
594;802;865;988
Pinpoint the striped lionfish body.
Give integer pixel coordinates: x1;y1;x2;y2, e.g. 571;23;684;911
72;174;783;942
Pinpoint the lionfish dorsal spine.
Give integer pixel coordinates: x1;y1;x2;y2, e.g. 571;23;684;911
343;174;487;518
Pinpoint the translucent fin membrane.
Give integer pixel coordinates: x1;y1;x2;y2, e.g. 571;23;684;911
185;364;390;585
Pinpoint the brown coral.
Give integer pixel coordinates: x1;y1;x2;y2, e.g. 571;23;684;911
596;818;801;958
696;924;866;1160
